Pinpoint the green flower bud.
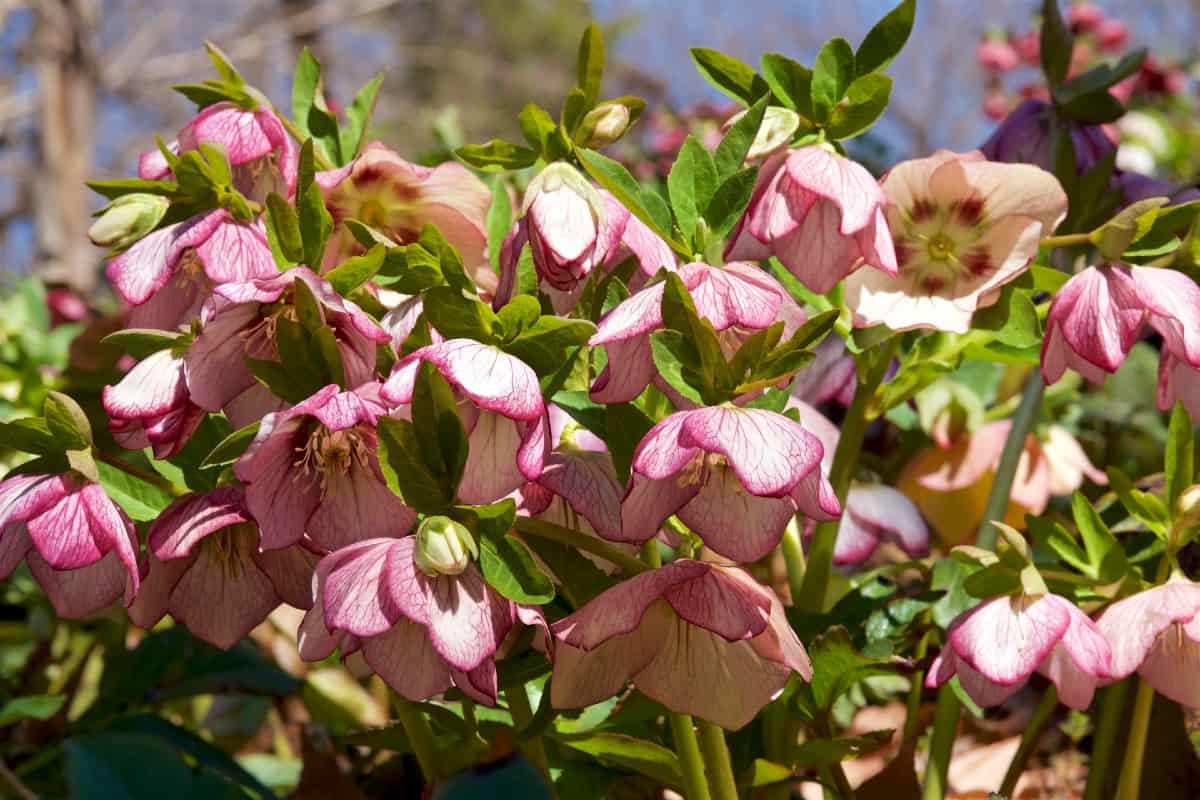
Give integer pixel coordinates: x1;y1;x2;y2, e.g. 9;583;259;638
88;193;170;249
1176;484;1200;527
415;516;478;577
724;106;800;161
577;102;632;148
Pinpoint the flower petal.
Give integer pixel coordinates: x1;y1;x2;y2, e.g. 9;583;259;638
148;488;251;560
662;565;772;642
1097;581;1200;679
948;594;1069;685
361;619;453;701
424;568;512;672
383;340;543;421
677;469;795;561
319;539;401;637
680;406;825;496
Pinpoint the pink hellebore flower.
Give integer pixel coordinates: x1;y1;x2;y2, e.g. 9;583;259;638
927;592;1112;709
589;261;805;404
1041;265;1143;384
618;406;839;562
791;401;929;566
844;150;1068;333
298;536;548;705
381;339;549;505
551;559;811;730
318;142;493;292
103;349;205;459
139;101;299;200
105;209;276;331
976;39;1020;73
234;383;415;552
130;488;319;649
522;163;621;293
789;337;857;408
728;145;897;294
0;473;139;618
1097;578;1200;708
184;266;391;428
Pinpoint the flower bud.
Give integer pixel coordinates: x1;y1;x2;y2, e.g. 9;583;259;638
522;162;609;291
1175;484;1200;528
414;516;478;577
88;193;169;249
577;102;632;148
724;106;800;161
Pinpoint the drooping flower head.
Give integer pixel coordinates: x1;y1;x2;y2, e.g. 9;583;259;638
1042;265;1144;385
130;488;319;649
139;101;299;201
103;348;206;459
845;150;1067;333
927;592;1111;709
234;383;415;552
981;99;1115;176
728;145;897;294
298;535;548;705
618;406;839;561
184;266;391;428
318;143;493;291
551;560;811;730
381;339;548;505
522;163;621;293
105;209;276;331
0;473;139;618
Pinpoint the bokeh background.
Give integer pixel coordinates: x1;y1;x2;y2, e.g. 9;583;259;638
0;0;1196;290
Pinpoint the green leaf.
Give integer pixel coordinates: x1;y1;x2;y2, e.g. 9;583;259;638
811;38;855;122
204;42;244;88
577;23;605;107
804;627;897;710
962;562;1023;599
423;286;500;342
325;244;385;295
66;732;241;800
245;358;314;404
1167;401;1194;510
1071;492;1128;583
650;332;708;406
714;97;768;180
0;418;60;455
557;733;682;790
100;328;185;360
577;148;687;254
659;273;729;396
605;403;654;485
704;165;759;238
200;421;260;469
0;694;66;726
760;53;813;116
855;0;916;76
793;730;894;767
376;416;451;513
339;73;384;162
86;178;182;201
1107;466;1170;535
826;73;892;140
45;390;92;449
972;286;1042;348
263;193;303;267
518;103;560;156
456;140;540;171
297;142;333;267
667;136;719;245
1059;88;1126;124
689;48;769;106
291;49;341;165
487;174;513;274
1040;0;1074;88
96;461;175;521
411;362;469;500
561;87;590;135
420;225;475;293
742;759;793;789
504;316;595;377
479;533;555;604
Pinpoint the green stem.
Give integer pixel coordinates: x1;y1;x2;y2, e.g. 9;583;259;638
1039;232;1093;249
1115;679;1155;800
669;713;713;800
393;696;441;783
1083;680;1132;800
921;684;961;800
796;340;896;611
515;517;648;575
999;684;1057;796
697;720;740;800
95;450;186;496
780;518;807;606
507;686;551;784
975;372;1045;550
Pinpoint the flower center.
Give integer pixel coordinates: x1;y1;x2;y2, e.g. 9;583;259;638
201;523;256;578
926;233;956;262
359;199;389;228
675;451;729;489
294;426;369;497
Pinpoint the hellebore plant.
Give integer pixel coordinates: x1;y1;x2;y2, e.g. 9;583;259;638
10;5;1200;800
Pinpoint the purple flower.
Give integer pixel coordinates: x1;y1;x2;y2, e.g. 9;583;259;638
981;99;1115;176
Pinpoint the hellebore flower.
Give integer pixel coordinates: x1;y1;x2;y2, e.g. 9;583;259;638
927;592;1112;709
550;559;811;730
298;533;548;704
103;348;206;459
1097;578;1200;708
898;421;1105;545
589;261;805;404
522;163;622;293
105;209;276;331
1158;353;1200;420
844;150;1067;333
791;401;929;565
381;339;548;505
789;336;857;408
139;101;298;200
1041;265;1144;384
976;39;1019;73
130;488;318;649
727;146;897;294
235;383;415;552
184;266;390;427
318;143;494;291
618;406;839;561
0;473;139;618
981;99;1115;176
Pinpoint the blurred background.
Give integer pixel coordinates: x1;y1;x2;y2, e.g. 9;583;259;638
0;0;1197;291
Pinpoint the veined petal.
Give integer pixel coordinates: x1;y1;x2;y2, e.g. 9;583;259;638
424;567;512;672
682;262;782;331
168;543;280;649
1135;266;1200;366
362;620;454;701
195;218;276;284
104;211;223;305
383;340;542;421
537;449;623;541
590;335;657;404
680;406;824;496
843;483;930;559
677;469;795;561
1097;581;1200;679
948;594;1070;685
458;410;531;505
590;281;667;345
103;349;189;419
620;473;698;544
148;488;251;560
661;565;772;642
319;538;401;637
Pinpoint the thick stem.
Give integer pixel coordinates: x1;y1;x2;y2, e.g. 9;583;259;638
393;696;441;783
975;372;1044;550
507;685;551;784
999;684;1057;796
516;517;648;575
1039;232;1093;249
1114;679;1155;800
1083;679;1132;800
921;684;961;800
780;518;807;605
669;713;713;800
697;720;740;800
796;342;895;611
